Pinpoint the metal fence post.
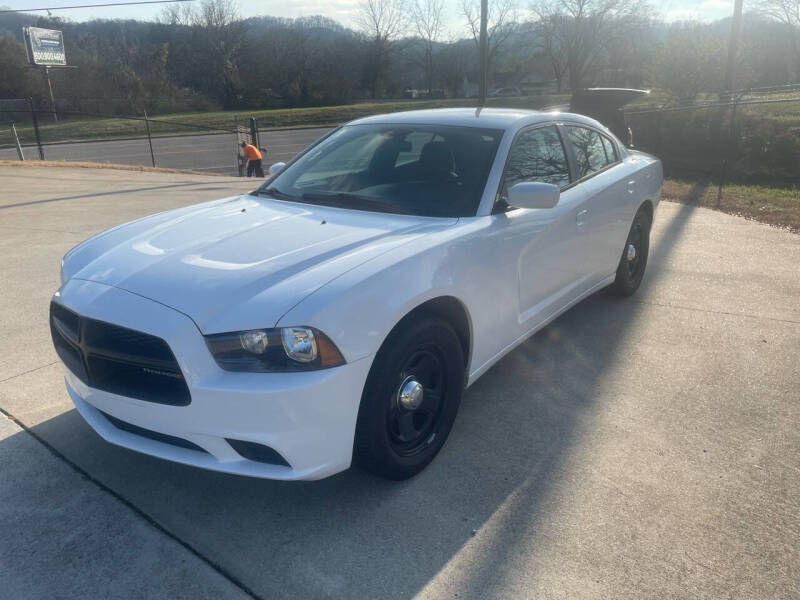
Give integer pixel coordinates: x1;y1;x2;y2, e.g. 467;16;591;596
235;121;245;177
717;91;743;205
10;121;24;161
249;117;259;149
143;110;156;168
28;97;44;160
655;106;665;156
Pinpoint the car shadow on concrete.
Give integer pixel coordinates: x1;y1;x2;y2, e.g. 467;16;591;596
9;203;696;599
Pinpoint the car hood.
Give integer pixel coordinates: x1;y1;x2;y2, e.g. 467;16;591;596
64;194;455;333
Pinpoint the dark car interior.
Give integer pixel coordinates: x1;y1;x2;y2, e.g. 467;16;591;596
279;126;504;217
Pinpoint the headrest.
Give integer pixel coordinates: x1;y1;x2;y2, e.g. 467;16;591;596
420;141;454;177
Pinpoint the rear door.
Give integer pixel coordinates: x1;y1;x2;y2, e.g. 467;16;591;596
562;125;629;282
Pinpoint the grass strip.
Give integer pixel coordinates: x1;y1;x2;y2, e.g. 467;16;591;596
662;178;800;233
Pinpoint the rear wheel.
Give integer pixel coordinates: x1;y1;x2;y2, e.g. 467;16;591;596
609;206;651;296
353;314;465;480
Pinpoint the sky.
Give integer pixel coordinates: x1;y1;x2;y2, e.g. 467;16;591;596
1;0;735;32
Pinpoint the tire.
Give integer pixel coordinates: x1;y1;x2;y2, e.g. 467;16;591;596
608;206;651;296
353;314;465;480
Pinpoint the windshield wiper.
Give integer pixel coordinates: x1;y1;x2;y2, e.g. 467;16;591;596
300;192;407;215
255;187;299;201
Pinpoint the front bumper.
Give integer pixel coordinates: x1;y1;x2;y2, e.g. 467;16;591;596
55;279;373;480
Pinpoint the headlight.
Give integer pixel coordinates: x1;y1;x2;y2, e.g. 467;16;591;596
205;327;345;372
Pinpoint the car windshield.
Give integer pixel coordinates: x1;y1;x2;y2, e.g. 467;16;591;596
256;124;504;217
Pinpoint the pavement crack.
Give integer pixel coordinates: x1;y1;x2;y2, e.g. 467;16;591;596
638;300;800;325
684;550;724;579
0;225;84;235
0;361;59;384
0;405;266;600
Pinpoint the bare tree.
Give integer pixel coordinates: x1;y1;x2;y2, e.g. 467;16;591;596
461;0;518;87
194;0;239;27
357;0;408;97
160;2;194;26
534;13;569;92
186;0;246;108
653;24;725;103
531;0;650;92
756;0;800;78
411;0;444;94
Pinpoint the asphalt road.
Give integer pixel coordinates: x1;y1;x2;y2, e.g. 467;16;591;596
0;127;332;175
0;166;798;599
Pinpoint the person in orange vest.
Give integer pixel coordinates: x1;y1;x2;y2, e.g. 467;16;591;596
241;141;265;177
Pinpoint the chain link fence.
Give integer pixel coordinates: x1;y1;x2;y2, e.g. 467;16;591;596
624;85;800;191
0;98;330;176
4;89;799;186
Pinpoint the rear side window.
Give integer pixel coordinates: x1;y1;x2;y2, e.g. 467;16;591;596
501;125;571;195
600;135;618;163
565;126;614;177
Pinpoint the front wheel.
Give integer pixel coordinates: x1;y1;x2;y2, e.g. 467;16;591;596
608;206;651;296
353;314;465;480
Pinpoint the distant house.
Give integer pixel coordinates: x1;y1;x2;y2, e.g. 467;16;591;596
462;76;478;98
519;74;556;96
461;72;556;98
593;68;647;90
403;89;445;99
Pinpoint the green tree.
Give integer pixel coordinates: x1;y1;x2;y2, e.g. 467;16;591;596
0;36;33;99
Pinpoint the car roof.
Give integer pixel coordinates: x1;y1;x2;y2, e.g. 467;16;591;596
347;107;604;131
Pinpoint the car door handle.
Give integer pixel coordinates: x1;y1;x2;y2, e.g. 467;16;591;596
627;180;636;194
576;209;588;226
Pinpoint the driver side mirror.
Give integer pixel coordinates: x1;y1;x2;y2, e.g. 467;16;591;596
268;162;286;176
506;182;560;210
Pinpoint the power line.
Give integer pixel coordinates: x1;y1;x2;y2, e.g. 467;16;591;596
0;0;194;14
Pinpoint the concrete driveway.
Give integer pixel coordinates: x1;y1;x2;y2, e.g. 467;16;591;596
0;166;798;599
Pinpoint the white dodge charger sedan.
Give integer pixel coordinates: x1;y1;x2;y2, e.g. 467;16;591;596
51;108;662;480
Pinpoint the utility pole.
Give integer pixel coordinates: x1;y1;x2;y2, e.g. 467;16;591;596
28;97;45;160
44;66;57;122
478;0;488;107
723;0;744;94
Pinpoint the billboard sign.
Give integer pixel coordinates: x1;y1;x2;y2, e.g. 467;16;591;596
23;27;67;66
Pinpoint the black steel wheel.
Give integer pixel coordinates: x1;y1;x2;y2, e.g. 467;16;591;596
353;314;465;480
609;206;651;296
387;348;447;456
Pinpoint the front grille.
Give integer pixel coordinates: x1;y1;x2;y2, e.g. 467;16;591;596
100;410;206;453
50;302;191;406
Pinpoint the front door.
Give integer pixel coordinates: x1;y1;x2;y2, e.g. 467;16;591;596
494;124;593;328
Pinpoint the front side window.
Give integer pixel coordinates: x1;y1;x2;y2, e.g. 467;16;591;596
566;126;615;177
500;125;571;198
257;124;503;218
